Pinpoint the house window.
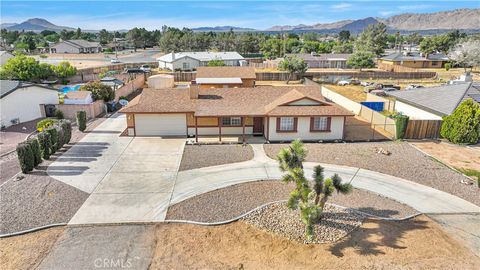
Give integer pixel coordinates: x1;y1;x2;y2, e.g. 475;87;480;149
310;117;331;132
221;117;242;126
183;62;190;69
432;61;438;66
277;117;297;132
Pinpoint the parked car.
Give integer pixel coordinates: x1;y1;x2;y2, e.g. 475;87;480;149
361;81;373;87
349;79;361;85
406;84;424;90
111;59;120;63
364;86;376;93
370;90;386;96
140;65;151;73
123;68;145;74
382;87;397;92
337;80;350;86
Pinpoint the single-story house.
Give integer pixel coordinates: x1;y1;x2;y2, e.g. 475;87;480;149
378;52;448;68
387;82;480;120
1;80;59;128
287;53;352;69
157;51;244;71
50;40;102;54
195;66;256;88
64;91;93;105
119;85;354;142
0;50;14;65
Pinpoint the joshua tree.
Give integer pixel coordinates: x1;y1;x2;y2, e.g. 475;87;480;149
277;139;352;239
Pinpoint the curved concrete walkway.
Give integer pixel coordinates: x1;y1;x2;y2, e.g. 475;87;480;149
172;144;480;215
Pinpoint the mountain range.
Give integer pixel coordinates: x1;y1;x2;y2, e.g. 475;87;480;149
1;8;479;33
267;8;480;33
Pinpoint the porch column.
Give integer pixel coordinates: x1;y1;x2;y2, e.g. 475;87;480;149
242;116;246;143
218;117;222;142
195;116;198;143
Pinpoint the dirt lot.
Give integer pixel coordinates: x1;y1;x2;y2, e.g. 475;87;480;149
325;84;366;102
152;216;480;269
0;226;64;270
411;141;480;171
420;67;480;81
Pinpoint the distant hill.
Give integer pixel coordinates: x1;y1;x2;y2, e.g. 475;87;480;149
191;26;256;32
2;18;74;32
0;23;18;29
379;8;480;30
265;8;480;33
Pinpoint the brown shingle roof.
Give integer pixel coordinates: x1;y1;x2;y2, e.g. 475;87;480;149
120;86;354;117
196;66;256;79
65;91;91;99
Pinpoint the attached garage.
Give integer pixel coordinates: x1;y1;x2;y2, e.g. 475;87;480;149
134;114;187;136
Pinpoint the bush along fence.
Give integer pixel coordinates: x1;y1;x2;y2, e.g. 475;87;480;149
16;120;72;174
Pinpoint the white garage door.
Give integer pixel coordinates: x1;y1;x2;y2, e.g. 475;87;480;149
135;114;187;136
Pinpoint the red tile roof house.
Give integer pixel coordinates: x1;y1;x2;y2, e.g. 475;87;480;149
119;85;354;142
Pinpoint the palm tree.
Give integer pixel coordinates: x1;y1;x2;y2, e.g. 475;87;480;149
277;139;353;240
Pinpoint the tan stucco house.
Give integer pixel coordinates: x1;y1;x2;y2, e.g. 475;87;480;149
119;85;353;142
378;52;448;68
195;66;256;88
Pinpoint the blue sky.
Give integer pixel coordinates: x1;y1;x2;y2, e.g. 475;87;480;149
1;1;479;30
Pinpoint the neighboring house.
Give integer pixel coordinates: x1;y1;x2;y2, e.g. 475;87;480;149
50;40;102;54
387;82;480;120
157;51;244;71
287;53;352;69
195;66;256;88
64;91;93;105
119;85;353;142
378;52;448;68
0;50;14;65
1;80;59;128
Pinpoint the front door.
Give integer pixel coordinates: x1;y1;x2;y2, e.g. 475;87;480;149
253;117;264;134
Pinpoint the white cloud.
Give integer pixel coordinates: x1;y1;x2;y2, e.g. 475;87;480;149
331;3;353;10
379;10;396;17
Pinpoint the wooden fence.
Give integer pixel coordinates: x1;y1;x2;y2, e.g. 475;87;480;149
377;62;420;73
404;120;442;139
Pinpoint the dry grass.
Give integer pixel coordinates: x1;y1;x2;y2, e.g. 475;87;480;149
419;67;480;81
325;84;367;102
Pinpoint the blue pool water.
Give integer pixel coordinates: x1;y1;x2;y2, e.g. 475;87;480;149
61;85;81;94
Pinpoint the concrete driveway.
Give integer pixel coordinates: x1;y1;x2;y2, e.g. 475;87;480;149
48;114;185;224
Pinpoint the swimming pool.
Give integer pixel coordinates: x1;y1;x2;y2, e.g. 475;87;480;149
61;85;81;94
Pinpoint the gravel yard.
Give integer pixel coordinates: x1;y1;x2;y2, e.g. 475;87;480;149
265;142;480;206
242;202;364;244
166;180;418;222
0;117;107;234
179;144;253;171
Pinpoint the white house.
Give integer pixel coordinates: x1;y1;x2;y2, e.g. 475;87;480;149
387;82;480;120
64;91;93;105
1;80;59;128
157;51;244;71
0;51;14;65
50;40;102;54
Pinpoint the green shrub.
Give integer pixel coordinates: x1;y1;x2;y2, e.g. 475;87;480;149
36;118;58;132
27;138;42;167
37;132;52;159
57;126;65;149
440;99;480;144
55;109;64;119
60;120;72;145
46;127;59;153
76;111;87;132
79;81;114;102
444;63;451;71
39;54;48;59
16;142;34;173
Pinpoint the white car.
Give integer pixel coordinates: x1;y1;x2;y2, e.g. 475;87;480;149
110;58;120;64
361;81;373;87
140;65;151;73
337;80;350;86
